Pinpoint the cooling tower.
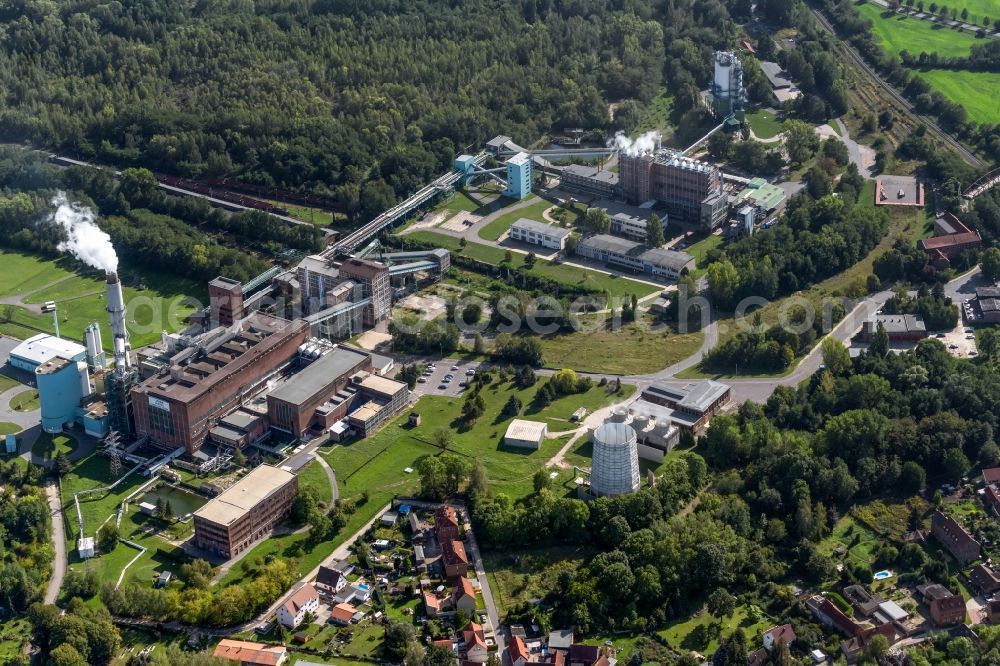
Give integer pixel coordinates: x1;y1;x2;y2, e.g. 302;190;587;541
590;422;640;497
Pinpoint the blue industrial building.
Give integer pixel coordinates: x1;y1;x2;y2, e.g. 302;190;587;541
28;341;109;437
504;152;533;200
454;154;477;185
8;334;86;373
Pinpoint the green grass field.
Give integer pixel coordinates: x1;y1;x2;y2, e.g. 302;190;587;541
860;4;981;57
406;231;659;299
297;460;333;507
0;422;20;435
31;432;78;461
0;249;202;348
60;454;151;540
0;375;21;394
536;320;704;375
8;388;39;412
745;109;784;139
916;69;1000;124
478;196;557;241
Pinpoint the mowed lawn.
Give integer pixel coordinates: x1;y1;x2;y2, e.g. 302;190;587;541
0;249;202;349
324;380;632;502
916;69;1000;124
478;195;555;241
406;231;659;299
859;4;980;57
745;109;784;139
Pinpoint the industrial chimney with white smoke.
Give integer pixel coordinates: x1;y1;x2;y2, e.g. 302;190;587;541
105;271;132;371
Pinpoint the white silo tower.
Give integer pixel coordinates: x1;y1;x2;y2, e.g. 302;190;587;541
590;422;640;497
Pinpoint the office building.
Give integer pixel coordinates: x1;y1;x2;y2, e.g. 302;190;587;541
611;212;667;243
510;219;571;251
576;234;695;280
861;315;927;342
193;464;298;559
346;374;409;437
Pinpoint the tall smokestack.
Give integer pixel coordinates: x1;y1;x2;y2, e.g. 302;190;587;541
105;271;132;371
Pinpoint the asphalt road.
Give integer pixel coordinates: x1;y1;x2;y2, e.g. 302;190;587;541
43;481;66;605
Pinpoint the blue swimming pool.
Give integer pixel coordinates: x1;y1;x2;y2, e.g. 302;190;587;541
873;569;893;580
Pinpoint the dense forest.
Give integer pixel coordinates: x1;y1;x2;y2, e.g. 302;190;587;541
0;0;743;216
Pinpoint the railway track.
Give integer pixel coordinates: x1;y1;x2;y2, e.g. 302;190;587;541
810;5;985;169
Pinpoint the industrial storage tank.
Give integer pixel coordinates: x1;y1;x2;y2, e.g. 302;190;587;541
632;414;650;432
610;407;629;423
590;422;640;497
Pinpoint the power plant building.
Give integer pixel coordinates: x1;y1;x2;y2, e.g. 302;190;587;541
193;464;298;559
131;314;310;454
8;334;86;373
640;380;732;433
619;151;729;230
589;422;640;497
560;164;619;199
711;51;745;118
266;347;372;438
338;258;391;327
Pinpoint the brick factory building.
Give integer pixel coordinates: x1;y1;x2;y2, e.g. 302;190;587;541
193;464;298;559
267;348;372;438
131;314;310;455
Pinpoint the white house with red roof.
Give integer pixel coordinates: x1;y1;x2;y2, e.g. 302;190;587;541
277;584;320;628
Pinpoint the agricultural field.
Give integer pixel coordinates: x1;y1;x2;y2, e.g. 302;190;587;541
859;4;980;58
406;231;660;299
915;69;1000;124
0;249;202;349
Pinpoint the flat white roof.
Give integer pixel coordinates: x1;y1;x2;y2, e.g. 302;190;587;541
11;333;86;366
878;600;908;621
194;465;296;526
504;419;547;441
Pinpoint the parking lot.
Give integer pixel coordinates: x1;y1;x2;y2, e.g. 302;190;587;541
411;359;481;399
939;308;979;359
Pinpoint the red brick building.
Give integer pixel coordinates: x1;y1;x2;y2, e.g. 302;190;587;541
932;511;981;565
917;584;966;626
442;539;469;577
132;314;309;454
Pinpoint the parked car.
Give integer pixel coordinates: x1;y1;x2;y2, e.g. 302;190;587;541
451;365;459;371
437;383;448;390
417;377;427;383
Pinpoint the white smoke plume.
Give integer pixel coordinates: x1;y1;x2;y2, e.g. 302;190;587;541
50;192;118;273
608;130;661;157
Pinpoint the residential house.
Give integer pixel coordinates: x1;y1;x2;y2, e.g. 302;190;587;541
442;539;470;577
932;511;981;565
213;639;288;666
748;648;769;666
984;467;1000;486
213;640;287;666
329;602;358;626
840;625;895;664
423;591;443;618
509;636;532;666
507;637;567;666
453;576;478;613
435;506;461;542
971;563;1000;594
462;621;489;663
763;624;796;652
549;630;574;653
916;583;966;626
314;565;347;596
985;486;1000;519
807;595;858;637
842;585;881;617
988;599;1000;624
277;584;320;629
567;644;612;666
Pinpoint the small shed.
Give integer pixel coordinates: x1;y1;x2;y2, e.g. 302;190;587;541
408;412;421;427
380;511;398;527
156;571;172;588
78;537;95;559
139;502;158;516
503;419;547;450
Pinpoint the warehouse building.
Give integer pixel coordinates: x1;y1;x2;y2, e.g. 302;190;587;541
193;464;298;559
503;419;547;450
560;164;619;199
640;380;731;433
267;348;372;438
509;219;571;251
861;314;927;342
576;234;695;280
131;314;311;455
974;286;1000;324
